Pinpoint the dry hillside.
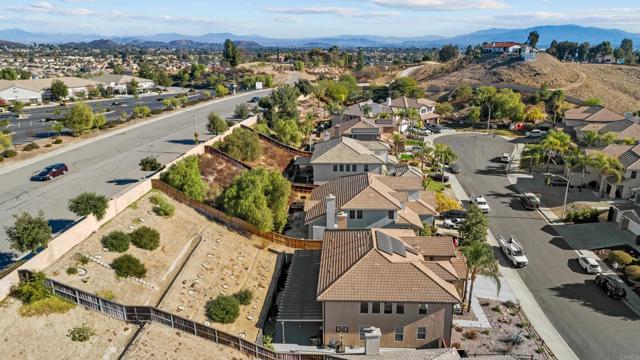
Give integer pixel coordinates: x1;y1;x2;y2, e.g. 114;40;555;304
415;53;640;113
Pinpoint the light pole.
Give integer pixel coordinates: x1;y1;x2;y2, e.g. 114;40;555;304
485;104;492;132
546;172;572;220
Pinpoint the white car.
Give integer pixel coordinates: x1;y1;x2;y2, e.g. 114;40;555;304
443;218;465;229
525;129;547;138
578;255;602;274
472;196;491;213
500;153;512;163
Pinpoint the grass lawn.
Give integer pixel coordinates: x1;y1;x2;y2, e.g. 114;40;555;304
399;153;414;160
424;179;446;193
406;139;424;146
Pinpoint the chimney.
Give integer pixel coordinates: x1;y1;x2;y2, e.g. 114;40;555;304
387;97;392;107
336;211;347;229
364;327;381;355
326;194;337;229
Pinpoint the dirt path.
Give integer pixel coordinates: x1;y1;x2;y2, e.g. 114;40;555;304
560;66;587;91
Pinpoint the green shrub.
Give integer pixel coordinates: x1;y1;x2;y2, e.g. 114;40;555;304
463;329;478;340
22;142;40;151
111;254;147;278
3;149;17;158
66;267;78;275
625;265;640;278
564;208;599;223
67;324;96;342
130;226;160;250
139;156;162;171
205;296;240;324
96;290;115;300
150;194;175;217
101;231;130;252
13;272;50;304
233;289;253;305
19;295;75;317
263;334;275;351
73;252;89;265
53;138;63;144
609;250;634;266
160;156;207;201
68;192;109;220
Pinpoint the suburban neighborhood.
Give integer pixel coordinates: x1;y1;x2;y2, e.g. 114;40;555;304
1;1;640;360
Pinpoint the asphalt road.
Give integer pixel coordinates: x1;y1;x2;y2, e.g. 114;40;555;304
2;91;202;144
0;89;270;263
437;133;640;360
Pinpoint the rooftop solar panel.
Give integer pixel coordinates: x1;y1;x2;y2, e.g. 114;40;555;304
376;231;393;255
390;237;407;257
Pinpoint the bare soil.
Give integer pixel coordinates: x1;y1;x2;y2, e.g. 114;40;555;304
0;297;135;360
245;137;297;173
124;322;250;360
199;153;246;189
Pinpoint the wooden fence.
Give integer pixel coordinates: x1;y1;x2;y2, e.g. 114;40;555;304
242;124;313;157
151;179;322;250
205;145;252;170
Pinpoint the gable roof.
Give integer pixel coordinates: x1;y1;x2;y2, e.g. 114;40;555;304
565;106;625;123
587;144;640;169
483;42;521;48
91;74;153;85
580;120;640;141
317;229;461;303
310;137;385;165
402;236;456;258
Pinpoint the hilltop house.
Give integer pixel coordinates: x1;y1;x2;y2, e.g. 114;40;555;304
482;42;525;54
304;173;437;239
275;228;465;349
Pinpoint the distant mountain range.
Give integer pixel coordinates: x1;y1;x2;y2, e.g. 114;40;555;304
0;25;639;49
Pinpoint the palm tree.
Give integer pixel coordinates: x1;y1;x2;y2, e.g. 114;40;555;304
565;149;595;188
599;132;617;146
434;143;457;178
582;131;599;148
361;103;372;118
462;240;500;311
540;129;574;172
416;143;435;171
591;152;624;196
391;132;406;155
522;144;544;172
548;89;565;123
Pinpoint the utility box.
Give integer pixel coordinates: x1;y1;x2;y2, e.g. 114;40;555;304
255;82;263;90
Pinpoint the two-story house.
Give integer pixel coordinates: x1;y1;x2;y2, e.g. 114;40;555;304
576;119;640;145
275;228;465;349
304;173;437;239
579;144;640;199
563;106;626;134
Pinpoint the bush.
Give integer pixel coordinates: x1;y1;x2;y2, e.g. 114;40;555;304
96;290;115;300
13;272;50;304
66;267;78;275
139;156;162;171
234;103;251;119
463;329;478;340
207;112;229;135
130;226;160;250
68;192;109;220
564;207;599;223
22;142;40;151
101;231;130;252
132;105;152;118
217;127;262;162
608;250;634;266
624;265;640;278
73;252;89;265
111;254;147;278
150;194;175;216
19;295;75;317
435;192;461;212
233;289;253;305
205;295;240;324
3;149;17;158
160;156;207;201
67;324;96;342
53;138;63;144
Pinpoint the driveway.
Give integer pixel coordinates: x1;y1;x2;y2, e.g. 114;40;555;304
555;222;640;252
437;133;640;360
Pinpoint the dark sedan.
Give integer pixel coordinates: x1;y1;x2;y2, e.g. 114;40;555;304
595;274;626;299
430;173;449;183
249;96;261;103
31;163;68;181
440;209;467;219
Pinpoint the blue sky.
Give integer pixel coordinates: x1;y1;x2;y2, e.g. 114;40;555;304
2;0;640;38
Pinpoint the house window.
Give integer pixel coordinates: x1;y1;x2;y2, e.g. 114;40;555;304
349;210;356;219
360;302;369;314
352;164;357;172
356;210;363;219
418;304;428;315
416;326;427;340
632;171;637;179
364;164;369;172
371;302;381;314
339;164;344;172
333;165;338;172
394;326;404;342
384;302;393;314
388;210;395;219
359;326;367;341
396;303;404;315
345;164;351;172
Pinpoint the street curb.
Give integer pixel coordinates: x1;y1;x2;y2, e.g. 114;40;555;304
0;89;269;176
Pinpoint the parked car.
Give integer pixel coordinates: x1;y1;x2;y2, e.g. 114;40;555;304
430;173;449;183
578;255;601;274
500;153;512;163
440;209;467;219
249;96;261;103
595;274;626;299
443;218;465;229
472;195;491;213
525;129;547;138
520;193;540;210
31;163;68;181
499;235;528;267
448;163;461;174
549;178;568;187
111;101;124;106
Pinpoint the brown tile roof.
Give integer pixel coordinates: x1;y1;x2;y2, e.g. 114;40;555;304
451;250;468;279
424;261;460;281
396;208;424;229
375;176;423;191
310;137;384;164
402;236;456;257
581;120;640;141
304;174;371;223
564;106;625;123
317;229;461;303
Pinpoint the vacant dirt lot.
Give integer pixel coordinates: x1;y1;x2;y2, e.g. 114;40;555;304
157;222;288;341
199;153;247;190
124;322;250;360
245;137;297;173
45;191;211;306
0;298;135;360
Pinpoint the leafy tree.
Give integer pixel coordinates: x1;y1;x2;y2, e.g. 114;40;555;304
527;31;540;48
526;106;546;123
459;204;488;243
111;254;147;278
222;168;292;233
207;112;228;134
0;68;18;80
68;192;108;220
64;102;94;135
435;102;454;118
389;77;421;98
438;44;459;62
293;60;305;71
101;231;130;252
160;155;207;201
127;79;139;96
591;152;624;185
234;103;251;119
5;211;52;253
50;80;69;100
540;129;574;171
391;132;406;155
462;240;500;310
139;156;162;171
218;127;262;162
223;39;242;67
215;84;229;97
260;85;300;124
294;79;314;96
206;295;240;323
455;85;473;103
577;42;590;62
272;119;301;146
0;132;12;152
12;100;25;117
130;226;160;250
584;98;602;106
468;106;481;125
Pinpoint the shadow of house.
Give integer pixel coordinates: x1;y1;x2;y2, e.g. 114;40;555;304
550;281;639;320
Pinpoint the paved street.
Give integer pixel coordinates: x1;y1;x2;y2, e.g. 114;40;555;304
437;133;640;360
0;89;269;263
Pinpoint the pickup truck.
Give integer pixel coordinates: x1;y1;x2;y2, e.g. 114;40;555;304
525;129;547;138
498;235;528;267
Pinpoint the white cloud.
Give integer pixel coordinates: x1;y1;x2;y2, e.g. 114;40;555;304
371;0;508;11
32;1;54;10
272;16;303;24
263;6;400;18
